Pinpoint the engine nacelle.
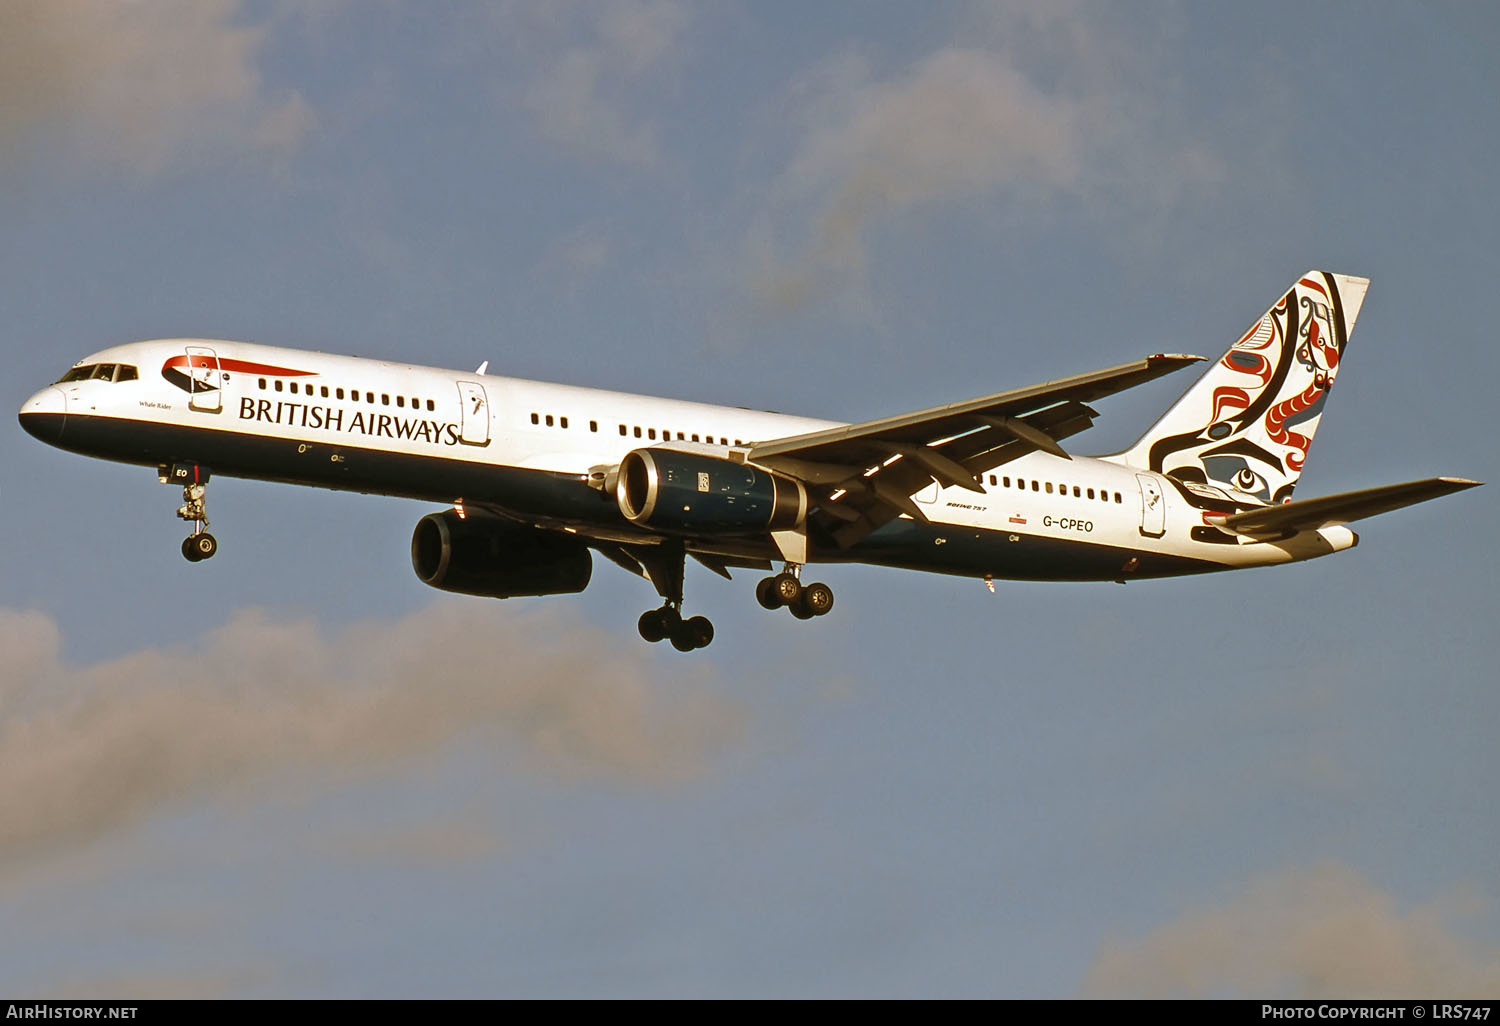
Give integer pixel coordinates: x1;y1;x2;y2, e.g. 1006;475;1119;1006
616;448;807;534
411;511;592;599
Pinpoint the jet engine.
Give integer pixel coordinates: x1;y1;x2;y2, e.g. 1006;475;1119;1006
615;448;806;534
411;510;592;598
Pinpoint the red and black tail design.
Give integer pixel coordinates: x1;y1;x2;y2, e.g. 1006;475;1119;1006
1113;271;1370;504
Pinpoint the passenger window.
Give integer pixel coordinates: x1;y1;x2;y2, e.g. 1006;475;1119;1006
1031;481;1039;492
1115;492;1123;503
561;417;569;429
259;378;268;390
290;382;299;394
591;421;598;433
381;394;390;406
275;380;284;392
1045;482;1053;494
336;388;345;399
1073;486;1081;497
648;428;656;440
1003;477;1011;488
426;400;435;412
634;426;642;438
1087;488;1095;499
988;475;997;486
396;396;405;407
530;413;539;425
619;424;627;436
692;434;700;442
322;386;330;398
545;414;554;427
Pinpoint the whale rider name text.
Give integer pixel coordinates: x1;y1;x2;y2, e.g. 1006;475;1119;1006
239;397;462;445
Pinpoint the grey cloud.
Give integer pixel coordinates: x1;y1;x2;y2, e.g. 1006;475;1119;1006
1083;861;1500;998
499;0;691;167
0;603;741;871
0;0;313;175
749;8;1226;315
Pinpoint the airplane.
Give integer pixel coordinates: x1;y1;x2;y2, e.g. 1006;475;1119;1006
18;270;1480;651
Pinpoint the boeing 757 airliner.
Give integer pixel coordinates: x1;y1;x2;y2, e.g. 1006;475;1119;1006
19;271;1479;650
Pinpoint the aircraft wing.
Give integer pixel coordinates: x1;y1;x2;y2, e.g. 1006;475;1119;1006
748;353;1202;548
1208;477;1482;537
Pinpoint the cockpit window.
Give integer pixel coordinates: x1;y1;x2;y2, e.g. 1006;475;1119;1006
57;363;139;383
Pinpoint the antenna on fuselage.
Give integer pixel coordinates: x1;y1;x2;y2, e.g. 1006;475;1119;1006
475;361;489;375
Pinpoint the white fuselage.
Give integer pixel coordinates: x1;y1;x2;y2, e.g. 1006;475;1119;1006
19;338;1358;583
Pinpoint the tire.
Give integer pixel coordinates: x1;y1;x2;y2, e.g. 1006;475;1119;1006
789;596;815;620
685;615;714;649
192;533;218;560
669;621;697;652
755;578;780;610
638;608;669;643
772;572;802;606
803;582;834;617
181;536;203;562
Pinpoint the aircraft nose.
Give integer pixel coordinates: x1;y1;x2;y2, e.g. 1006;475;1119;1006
18;386;67;444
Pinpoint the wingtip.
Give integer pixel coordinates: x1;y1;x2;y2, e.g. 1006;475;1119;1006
1437;476;1483;489
1148;352;1207;366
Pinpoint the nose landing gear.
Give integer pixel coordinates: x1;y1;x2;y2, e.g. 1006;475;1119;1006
161;462;218;562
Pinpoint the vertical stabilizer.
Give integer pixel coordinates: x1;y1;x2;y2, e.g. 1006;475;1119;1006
1112;271;1369;503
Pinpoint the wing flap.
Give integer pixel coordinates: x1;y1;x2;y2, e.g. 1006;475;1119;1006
1211;477;1481;536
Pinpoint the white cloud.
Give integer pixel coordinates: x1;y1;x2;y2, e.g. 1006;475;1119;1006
0;0;313;176
1083;861;1500;998
0;602;741;872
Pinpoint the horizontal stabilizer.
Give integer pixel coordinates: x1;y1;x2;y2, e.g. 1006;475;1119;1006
1210;477;1481;536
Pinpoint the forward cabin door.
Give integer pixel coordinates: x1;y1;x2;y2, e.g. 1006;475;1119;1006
1136;473;1166;537
456;381;490;446
185;346;223;413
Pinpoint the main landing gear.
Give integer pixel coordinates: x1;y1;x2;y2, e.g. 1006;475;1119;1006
161;462;218;562
755;565;834;620
636;541;714;652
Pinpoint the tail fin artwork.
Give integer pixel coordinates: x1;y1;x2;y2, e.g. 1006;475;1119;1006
1114;271;1369;504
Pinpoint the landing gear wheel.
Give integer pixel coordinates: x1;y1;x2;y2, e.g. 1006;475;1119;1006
638;607;675;643
772;572;802;606
668;614;714;652
756;577;781;610
190;533;218;561
802;582;834;617
789;599;816;620
686;615;714;649
182;536;203;562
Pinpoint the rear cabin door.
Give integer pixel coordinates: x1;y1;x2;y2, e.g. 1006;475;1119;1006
456;381;490;446
185;346;223;413
1136;473;1166;537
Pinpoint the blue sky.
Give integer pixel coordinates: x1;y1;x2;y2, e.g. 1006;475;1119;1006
2;0;1497;997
